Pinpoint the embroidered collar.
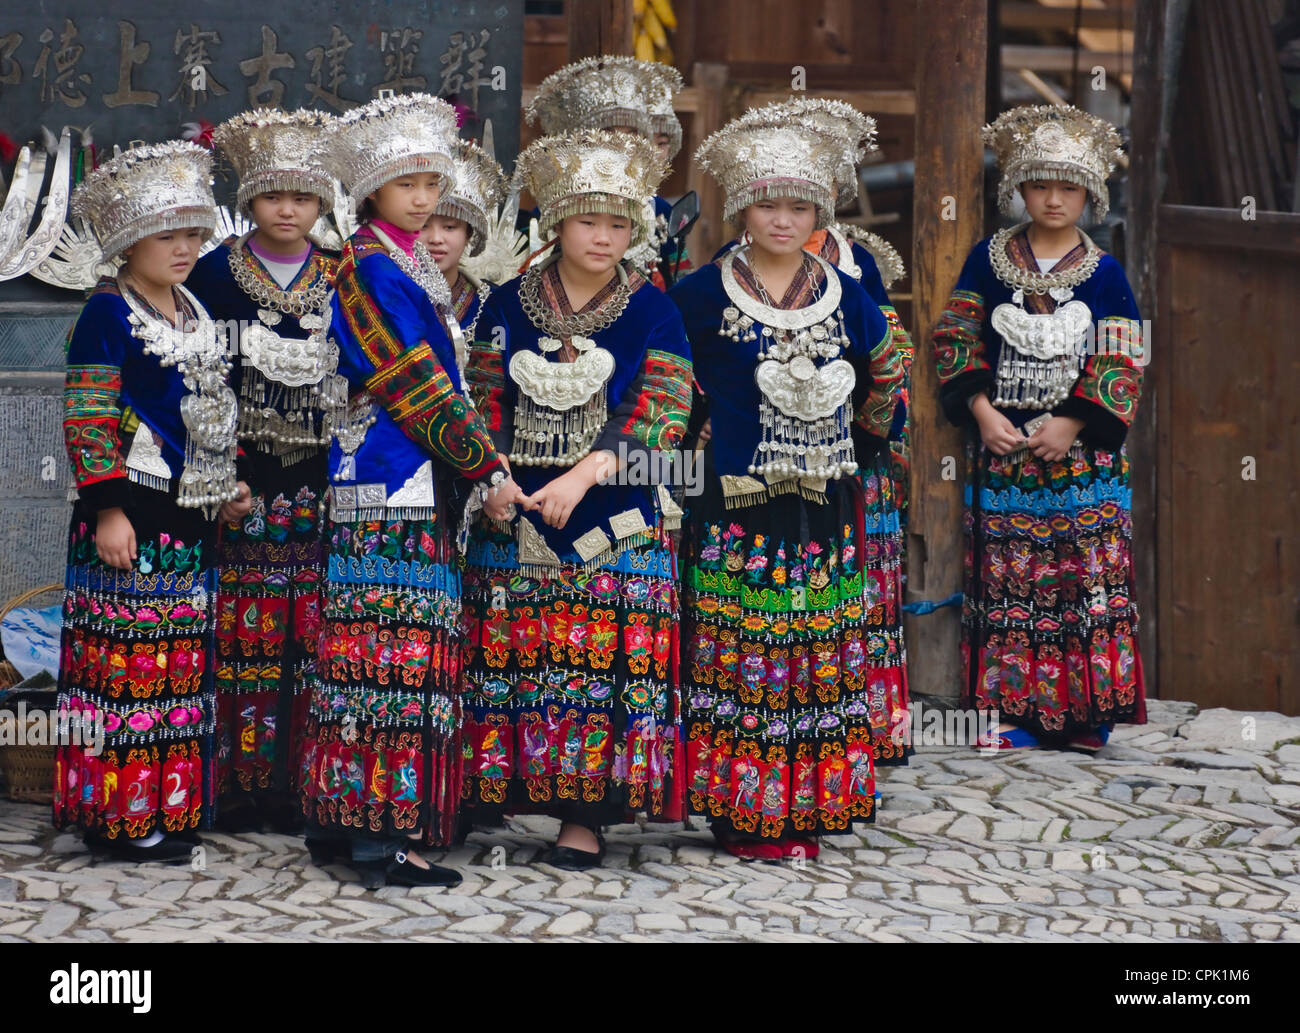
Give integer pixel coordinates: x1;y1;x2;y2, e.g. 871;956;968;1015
730;248;824;309
989;222;1103;312
238;235;330;295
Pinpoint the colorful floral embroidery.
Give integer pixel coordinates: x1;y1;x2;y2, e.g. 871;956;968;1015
64;364;125;487
461;524;680;819
963;439;1144;734
854;327;904;439
932;289;988;383
465;340;505;432
1073;317;1143;426
622;349;693;449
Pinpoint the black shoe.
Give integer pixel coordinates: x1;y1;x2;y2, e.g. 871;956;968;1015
545;833;606;871
86;833;194;864
214;799;262;833
383;850;462;888
352;859;390;890
305;838;348;866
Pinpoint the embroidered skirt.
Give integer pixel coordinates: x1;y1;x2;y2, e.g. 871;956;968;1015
680;470;890;841
298;511;463;847
855;448;910;764
962;438;1146;735
213;450;326;812
53;486;216;840
460;518;682;826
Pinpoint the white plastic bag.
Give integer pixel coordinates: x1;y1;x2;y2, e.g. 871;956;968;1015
1;604;62;681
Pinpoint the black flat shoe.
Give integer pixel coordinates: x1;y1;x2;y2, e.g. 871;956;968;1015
383;850;462;888
546;836;606;871
352;859;390;890
305;838;348;866
86;833;193;864
213;801;262;833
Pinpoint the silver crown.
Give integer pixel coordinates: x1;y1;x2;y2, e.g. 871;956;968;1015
751;97;878;206
984;104;1124;221
212;108;335;217
328;93;459;209
513;129;668;248
71;141;216;261
695;107;845;229
526;55;683;146
434;139;507;257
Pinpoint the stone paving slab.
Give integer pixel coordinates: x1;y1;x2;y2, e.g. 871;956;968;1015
1;700;1298;942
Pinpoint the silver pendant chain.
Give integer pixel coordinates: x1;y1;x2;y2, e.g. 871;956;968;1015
519;253;632;339
989;221;1102;297
227;232;331;320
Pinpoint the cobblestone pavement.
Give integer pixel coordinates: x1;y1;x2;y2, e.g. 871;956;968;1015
1;700;1298;942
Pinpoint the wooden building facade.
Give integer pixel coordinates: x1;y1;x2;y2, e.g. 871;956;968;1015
525;0;1299;714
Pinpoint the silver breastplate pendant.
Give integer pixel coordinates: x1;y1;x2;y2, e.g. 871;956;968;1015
507;335;614;467
990;287;1092;409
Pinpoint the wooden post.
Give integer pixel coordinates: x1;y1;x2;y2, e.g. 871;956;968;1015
1127;0;1167;698
906;0;987;701
568;0;635;59
687;61;729;264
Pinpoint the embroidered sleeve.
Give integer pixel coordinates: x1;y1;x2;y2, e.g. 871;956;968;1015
337;251;503;481
852;326;902;443
882;302;914;434
593;312;694;457
932;286;993;425
1057;315;1144;450
615;349;693;450
465;338;512;454
64;300;132;512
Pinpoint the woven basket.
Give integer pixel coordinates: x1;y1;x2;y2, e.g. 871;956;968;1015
0;583;63;804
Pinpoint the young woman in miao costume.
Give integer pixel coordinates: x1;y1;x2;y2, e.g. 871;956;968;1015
930;105;1145;751
668;110;904;860
186;109;343;833
460;129;693;870
55;142;250;861
299;94;524;887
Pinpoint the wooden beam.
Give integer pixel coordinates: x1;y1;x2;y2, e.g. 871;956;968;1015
1001;44;1131;74
1157;204;1300;253
567;0;635;60
686;62;729;264
908;0;987;702
1000;2;1132;31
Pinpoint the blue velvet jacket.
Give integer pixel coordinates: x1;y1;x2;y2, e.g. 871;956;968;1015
932;233;1143;449
669;256;895;484
326;228;503;516
63;280;223;512
467;265;693;563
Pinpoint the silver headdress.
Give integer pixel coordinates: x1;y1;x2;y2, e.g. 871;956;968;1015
695;106;845;229
983;104;1124;221
525;55;682;143
71;141;216;262
328;93;459;209
752;97;878;206
646;64;685;159
513;128;668;247
434;138;507;257
212;108;335;218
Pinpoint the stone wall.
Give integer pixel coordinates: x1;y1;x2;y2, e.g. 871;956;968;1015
0;302;82;606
